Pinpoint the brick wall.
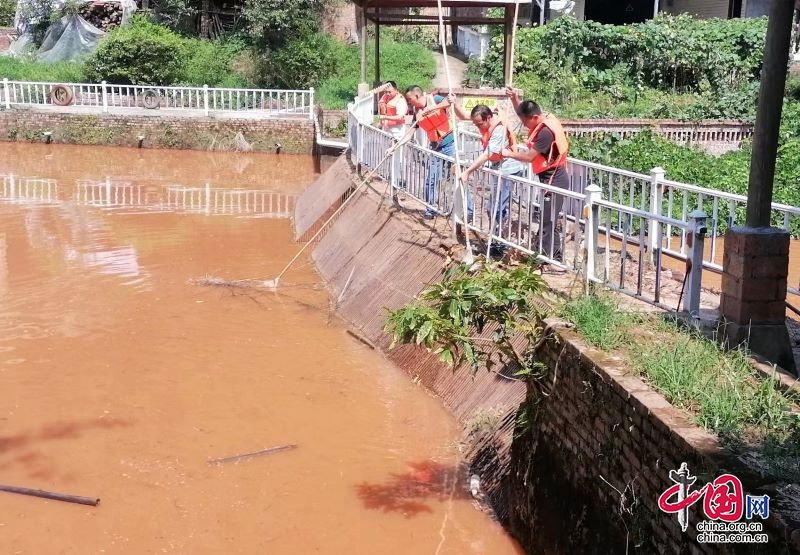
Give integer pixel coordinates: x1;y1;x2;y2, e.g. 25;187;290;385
0;109;315;154
508;319;798;555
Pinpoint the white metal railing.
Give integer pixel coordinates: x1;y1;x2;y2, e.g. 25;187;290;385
0;79;314;119
347;109;705;309
347;97;800;310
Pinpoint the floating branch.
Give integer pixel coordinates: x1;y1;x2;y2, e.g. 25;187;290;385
207;444;297;465
0;484;99;506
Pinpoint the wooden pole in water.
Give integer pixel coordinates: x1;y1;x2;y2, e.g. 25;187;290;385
0;484;99;506
207;444;297;465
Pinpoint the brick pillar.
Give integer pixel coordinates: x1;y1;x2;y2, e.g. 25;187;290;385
720;226;796;374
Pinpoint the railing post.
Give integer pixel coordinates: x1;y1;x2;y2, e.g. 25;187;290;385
101;80;108;113
358;123;364;167
683;209;707;316
584;184;602;284
309;87;314;121
203;85;209;116
205;183;211;214
2;78;9;109
649;166;665;265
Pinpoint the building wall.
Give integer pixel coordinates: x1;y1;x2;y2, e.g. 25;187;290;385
0;110;314;153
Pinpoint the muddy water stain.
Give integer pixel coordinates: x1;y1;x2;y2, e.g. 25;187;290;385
0;144;522;554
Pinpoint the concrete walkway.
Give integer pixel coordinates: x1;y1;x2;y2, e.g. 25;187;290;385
431;51;467;91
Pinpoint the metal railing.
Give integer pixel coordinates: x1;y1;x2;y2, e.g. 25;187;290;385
348;109;706;310
1;79;314;119
348;97;800;312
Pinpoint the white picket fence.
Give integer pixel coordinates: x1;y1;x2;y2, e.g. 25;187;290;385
0;79;314;119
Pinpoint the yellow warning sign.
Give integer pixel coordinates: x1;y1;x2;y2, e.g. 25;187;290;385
462;96;498;111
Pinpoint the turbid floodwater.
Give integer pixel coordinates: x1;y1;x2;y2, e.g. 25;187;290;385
0;143;522;554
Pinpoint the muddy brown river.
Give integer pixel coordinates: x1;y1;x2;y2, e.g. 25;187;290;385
0;144;522;554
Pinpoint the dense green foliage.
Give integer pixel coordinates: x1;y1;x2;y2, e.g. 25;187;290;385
0;0;15;27
83;16;247;86
243;0;327;50
468;15;767;121
84;16;184;85
316;38;436;108
257;31;338;89
178;36;248;87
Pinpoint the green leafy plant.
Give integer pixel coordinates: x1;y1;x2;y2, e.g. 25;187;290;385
243;0;327;50
467;14;768;121
385;259;548;376
258;31;338;89
84;15;184;85
179;36;248;87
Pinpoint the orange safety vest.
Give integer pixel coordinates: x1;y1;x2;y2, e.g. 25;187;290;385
378;93;404;128
480;120;516;163
526;113;569;175
416;94;452;143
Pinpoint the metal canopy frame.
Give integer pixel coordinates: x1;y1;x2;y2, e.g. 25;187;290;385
350;0;534;87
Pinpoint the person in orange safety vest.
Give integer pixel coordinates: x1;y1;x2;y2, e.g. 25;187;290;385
386;86;471;220
457;104;526;256
501;87;570;264
377;80;407;140
377;81;409;190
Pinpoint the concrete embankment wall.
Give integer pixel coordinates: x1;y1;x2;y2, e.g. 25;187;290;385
298;156;799;554
0;109;314;153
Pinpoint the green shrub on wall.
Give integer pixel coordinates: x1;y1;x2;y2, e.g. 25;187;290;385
84;15;184;85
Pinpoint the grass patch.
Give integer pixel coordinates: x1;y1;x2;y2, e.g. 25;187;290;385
316;39;435;109
560;294;631;351
0;57;87;82
561;293;800;482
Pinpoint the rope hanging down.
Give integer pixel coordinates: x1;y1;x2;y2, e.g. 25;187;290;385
485;0;520;257
435;0;474;264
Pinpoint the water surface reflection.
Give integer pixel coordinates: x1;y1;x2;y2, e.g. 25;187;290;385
0;144;522;554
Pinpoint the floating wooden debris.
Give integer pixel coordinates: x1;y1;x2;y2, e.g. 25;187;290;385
0;484;99;506
207;444;297;465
